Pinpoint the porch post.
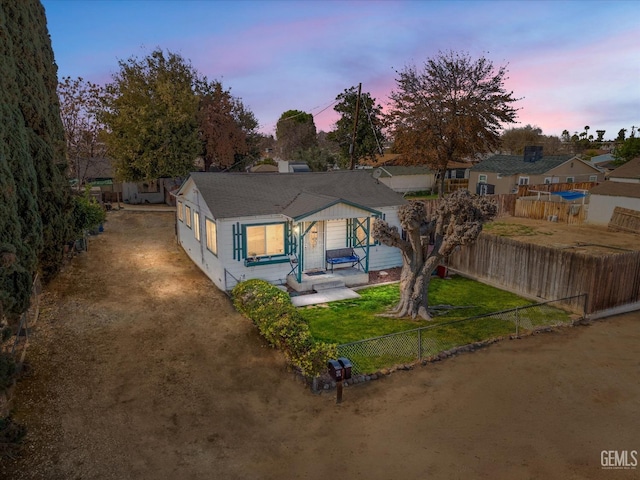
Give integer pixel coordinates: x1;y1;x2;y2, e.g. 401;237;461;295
365;216;371;272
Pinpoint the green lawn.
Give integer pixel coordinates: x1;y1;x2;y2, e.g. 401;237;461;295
300;275;568;345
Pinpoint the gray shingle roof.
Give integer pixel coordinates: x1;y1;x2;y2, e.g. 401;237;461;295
590;181;640;199
608;157;640;179
470;154;574;175
187;171;407;219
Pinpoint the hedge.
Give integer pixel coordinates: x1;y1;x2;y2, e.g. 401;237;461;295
232;279;336;377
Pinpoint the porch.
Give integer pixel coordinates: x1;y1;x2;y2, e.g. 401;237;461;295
286;267;369;293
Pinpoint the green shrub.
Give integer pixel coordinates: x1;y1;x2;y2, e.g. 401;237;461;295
71;188;106;238
232;279;336;377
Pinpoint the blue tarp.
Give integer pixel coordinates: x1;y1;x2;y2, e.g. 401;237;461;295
551;191;587;200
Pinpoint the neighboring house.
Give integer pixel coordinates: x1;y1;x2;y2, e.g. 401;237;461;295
469;152;604;195
588;153;616;175
249;163;279;173
586;182;640;225
277;160;312;173
122;177;183;205
175;171;406;292
590;153;614;165
73;157;122;201
606;156;640;184
444;160;471;180
375;166;435;193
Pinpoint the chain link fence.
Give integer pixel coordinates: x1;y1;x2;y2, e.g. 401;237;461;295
337;295;586;375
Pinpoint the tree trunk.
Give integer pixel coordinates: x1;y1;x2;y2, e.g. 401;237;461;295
383;255;441;320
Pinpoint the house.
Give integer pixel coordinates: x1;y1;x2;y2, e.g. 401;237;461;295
586;158;640;225
249;163;279;173
586;182;640;225
72;157;122;201
606;156;640;183
375;166;435;193
469;151;604;195
277;160;312;173
175;171;406;292
122;177;183;205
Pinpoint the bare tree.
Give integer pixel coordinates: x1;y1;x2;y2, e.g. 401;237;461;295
387;51;519;196
57;76;106;185
373;190;497;320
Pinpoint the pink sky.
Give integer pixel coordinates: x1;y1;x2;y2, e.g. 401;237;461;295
43;0;639;141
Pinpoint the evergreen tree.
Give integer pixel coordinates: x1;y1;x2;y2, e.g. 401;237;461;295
0;0;73;316
275;110;317;160
327;86;385;169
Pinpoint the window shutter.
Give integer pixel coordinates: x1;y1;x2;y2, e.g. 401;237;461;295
287;223;296;255
232;222;244;261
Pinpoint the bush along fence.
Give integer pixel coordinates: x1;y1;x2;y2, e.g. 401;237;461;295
337;295;586;377
232;279;337;386
0;275;40;457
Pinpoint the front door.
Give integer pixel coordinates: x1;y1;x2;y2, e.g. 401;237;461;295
303;222;324;271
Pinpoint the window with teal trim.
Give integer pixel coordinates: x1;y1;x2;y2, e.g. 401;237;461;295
243;222;290;265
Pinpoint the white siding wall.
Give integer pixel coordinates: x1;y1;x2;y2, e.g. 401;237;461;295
586;195;640;225
122;182;165;204
325;219;347;250
177;182;227;291
302;203;375;222
608;177;640;184
367;207;403;270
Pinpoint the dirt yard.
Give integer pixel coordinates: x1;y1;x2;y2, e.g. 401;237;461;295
2;210;639;479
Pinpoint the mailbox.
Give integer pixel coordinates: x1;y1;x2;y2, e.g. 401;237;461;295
327;359;343;381
337;357;353;380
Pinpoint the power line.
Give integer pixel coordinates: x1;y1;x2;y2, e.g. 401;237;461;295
263;97;339;133
360;91;384;155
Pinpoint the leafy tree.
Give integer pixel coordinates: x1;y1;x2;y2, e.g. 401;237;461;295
197;79;258;171
616;128;627;142
596;130;606;142
1;0;73;316
501;125;562;155
293;146;338;171
387;51;519;197
102;49;202;181
500;125;542;154
57;76;107;185
613;127;640;164
373;190;497;320
327;85;385;169
275;110;317;160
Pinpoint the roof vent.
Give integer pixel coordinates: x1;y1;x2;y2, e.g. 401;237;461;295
523;146;543;162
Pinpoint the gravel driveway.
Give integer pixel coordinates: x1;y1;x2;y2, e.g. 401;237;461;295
2;210;638;479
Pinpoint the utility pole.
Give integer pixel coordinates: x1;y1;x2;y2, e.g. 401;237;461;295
349;82;362;170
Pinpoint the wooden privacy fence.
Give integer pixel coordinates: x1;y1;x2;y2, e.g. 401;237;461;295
517;181;597;197
444;178;469;193
514;198;586;224
609;206;640;234
420;193;516;218
448;234;640;315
